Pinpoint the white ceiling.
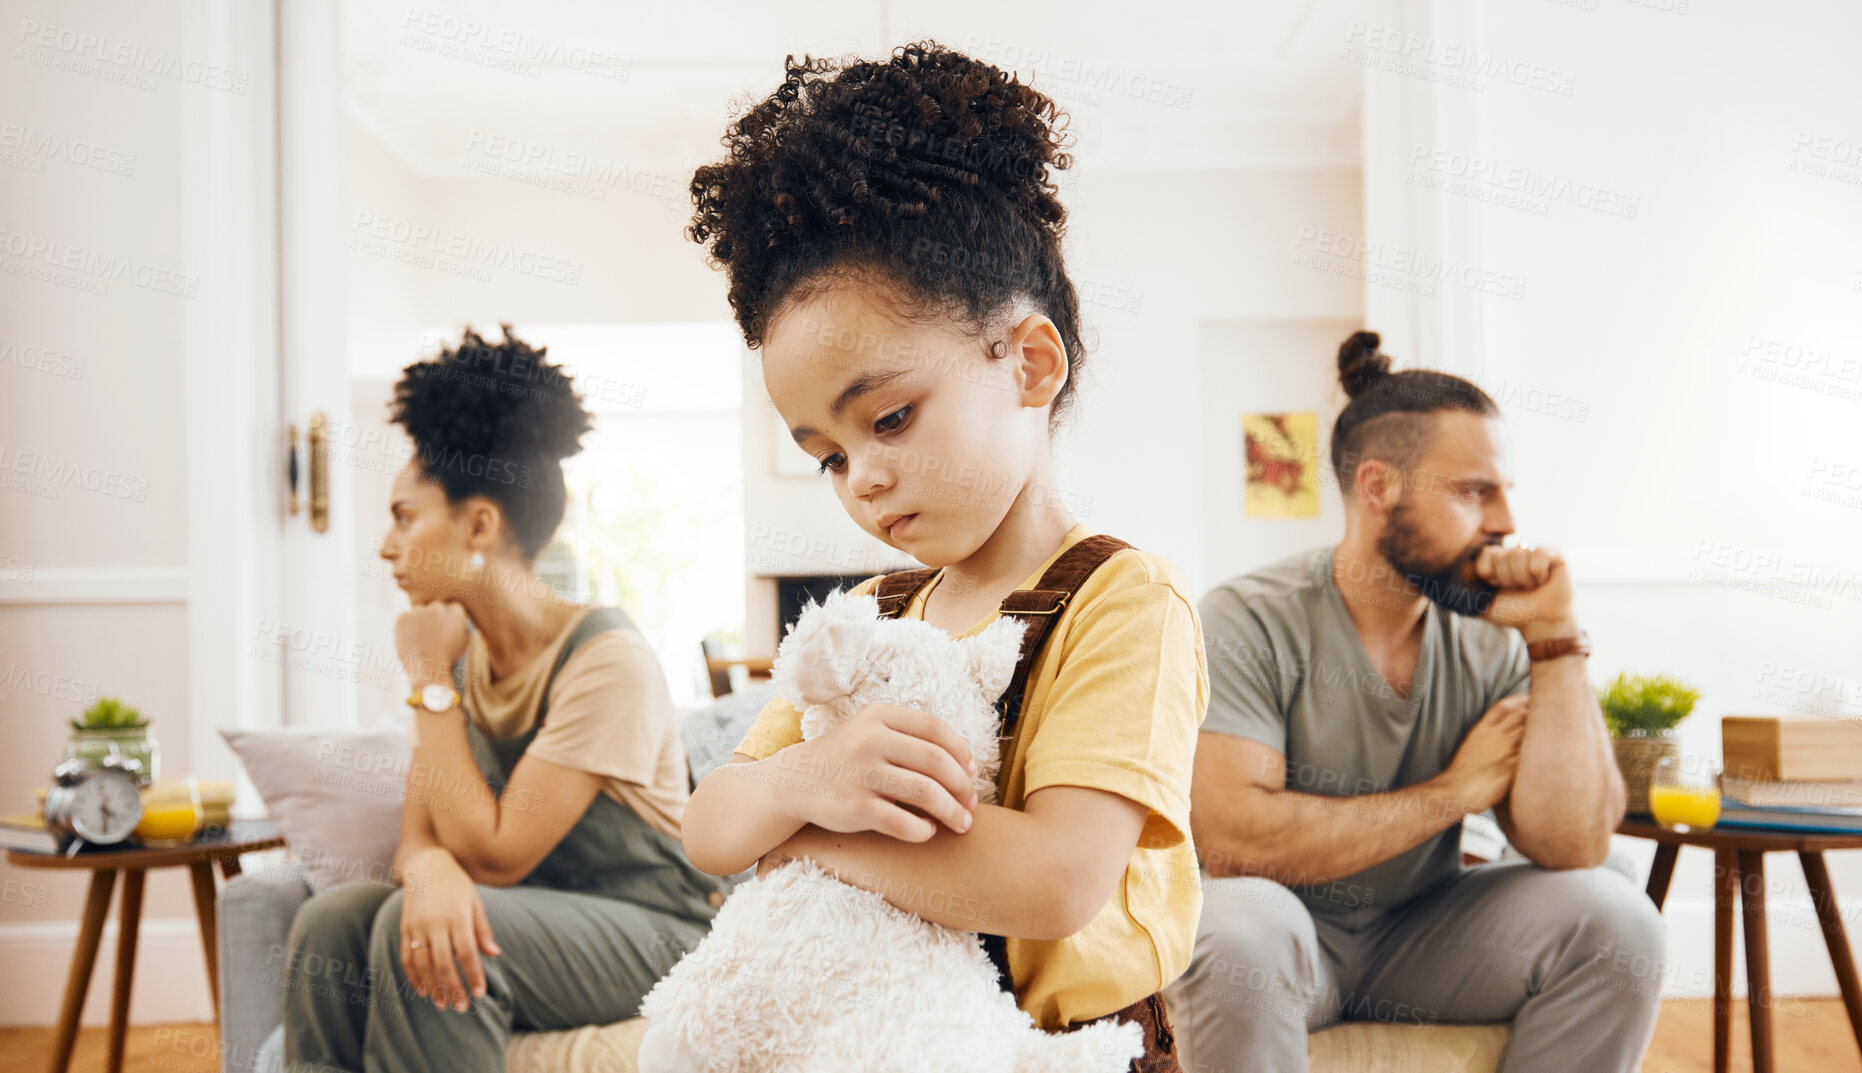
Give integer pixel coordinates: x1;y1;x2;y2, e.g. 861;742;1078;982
340;0;1365;177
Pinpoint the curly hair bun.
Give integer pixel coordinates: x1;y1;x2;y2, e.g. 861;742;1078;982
688;40;1081;355
1337;330;1394;398
696;40;1072;246
390;324;592;464
837;41;1072;219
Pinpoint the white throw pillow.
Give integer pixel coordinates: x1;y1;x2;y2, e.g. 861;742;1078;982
220;725;410;894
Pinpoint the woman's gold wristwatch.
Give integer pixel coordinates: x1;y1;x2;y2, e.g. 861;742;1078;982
407;683;461;712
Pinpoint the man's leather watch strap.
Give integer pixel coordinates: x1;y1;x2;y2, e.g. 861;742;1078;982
1527;629;1591;662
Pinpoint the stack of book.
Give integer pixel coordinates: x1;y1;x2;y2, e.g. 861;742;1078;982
1720;716;1862;833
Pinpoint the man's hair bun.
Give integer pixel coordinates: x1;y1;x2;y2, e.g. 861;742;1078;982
1337;330;1394;398
1326;329;1500;492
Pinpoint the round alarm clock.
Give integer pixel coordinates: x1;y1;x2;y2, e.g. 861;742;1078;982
43;754;144;852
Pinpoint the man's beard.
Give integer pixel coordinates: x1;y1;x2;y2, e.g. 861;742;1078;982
1376;502;1498;618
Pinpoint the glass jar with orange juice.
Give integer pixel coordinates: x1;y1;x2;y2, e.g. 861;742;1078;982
135;776;204;846
1648;754;1720;832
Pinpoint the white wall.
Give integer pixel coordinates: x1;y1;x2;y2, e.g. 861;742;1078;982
1199;319;1361;586
339;115;1370;654
1065;169;1365;597
0;0;221;1026
344;125;430;383
341;128;723;376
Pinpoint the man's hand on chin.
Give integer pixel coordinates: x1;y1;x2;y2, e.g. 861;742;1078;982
1474;544;1581;642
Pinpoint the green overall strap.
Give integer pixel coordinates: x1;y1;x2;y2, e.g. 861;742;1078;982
451;605;637;726
534;606;637;726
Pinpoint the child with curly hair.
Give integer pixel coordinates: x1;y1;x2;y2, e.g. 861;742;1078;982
678;41;1207;1070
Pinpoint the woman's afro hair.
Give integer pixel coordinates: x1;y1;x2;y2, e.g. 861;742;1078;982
688;40;1088;424
388;324;592;560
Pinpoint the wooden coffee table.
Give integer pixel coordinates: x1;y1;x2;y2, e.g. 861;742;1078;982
1619;817;1862;1073
6;821;284;1073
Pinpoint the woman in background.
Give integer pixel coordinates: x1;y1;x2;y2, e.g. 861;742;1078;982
283;326;720;1073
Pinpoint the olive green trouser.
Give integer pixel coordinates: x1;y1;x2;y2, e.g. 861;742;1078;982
282;880;706;1073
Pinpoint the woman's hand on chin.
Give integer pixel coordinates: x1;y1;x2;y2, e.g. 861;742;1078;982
396;600;471;687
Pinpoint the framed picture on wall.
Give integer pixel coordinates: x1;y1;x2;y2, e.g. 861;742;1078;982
1244;412;1320;518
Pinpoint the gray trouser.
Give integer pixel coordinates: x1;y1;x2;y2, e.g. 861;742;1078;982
281;881;707;1073
1163;857;1666;1073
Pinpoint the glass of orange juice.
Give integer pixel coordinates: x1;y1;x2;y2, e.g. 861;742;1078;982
136;776;205;847
1648;754;1720;832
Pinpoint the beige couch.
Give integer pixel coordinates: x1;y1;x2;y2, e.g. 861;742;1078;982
221;685;1512;1073
502;1015;1510;1072
225;857;1508;1073
1306;1022;1510;1072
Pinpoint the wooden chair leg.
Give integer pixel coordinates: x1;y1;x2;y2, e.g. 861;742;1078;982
1738;850;1775;1073
219;853;243;880
107;869;145;1073
1800;851;1862;1059
49;869;117;1073
187;860;221;1022
1714;848;1736;1073
1646;841;1680;909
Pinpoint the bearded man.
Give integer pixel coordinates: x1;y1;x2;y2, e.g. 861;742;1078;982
1167;332;1664;1073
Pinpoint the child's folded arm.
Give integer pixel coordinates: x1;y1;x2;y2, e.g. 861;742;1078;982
769;783;1148;940
682;752;815;876
686;700;982;877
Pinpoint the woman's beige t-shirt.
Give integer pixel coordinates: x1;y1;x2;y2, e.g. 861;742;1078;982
412;604;692;839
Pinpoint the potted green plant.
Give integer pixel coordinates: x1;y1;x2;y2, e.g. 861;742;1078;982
68;696;158;786
1599;672;1701;815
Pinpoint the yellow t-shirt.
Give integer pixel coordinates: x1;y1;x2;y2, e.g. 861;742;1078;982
735;523;1208;1028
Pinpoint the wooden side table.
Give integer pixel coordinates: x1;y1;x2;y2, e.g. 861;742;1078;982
1618;817;1862;1073
6;821;284;1073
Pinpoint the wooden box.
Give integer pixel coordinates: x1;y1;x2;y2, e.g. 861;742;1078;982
1722;716;1862;782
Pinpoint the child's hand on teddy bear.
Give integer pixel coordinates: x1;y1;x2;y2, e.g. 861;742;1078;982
779;702;981;842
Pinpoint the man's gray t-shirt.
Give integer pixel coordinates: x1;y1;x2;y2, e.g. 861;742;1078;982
1199;546;1530;926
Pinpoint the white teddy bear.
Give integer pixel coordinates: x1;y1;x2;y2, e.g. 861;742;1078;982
636;589;1144;1073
